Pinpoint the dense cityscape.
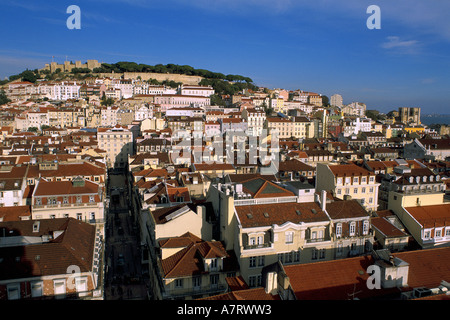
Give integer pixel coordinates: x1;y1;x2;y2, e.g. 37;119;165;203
0;59;449;303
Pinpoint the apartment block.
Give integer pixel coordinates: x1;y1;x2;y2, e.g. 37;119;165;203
316;163;380;212
97;126;134;168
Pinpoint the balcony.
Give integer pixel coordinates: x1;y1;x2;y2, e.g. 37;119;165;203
306;237;327;244
234;196;298;206
32;202;103;210
243;242;273;251
163;284;227;299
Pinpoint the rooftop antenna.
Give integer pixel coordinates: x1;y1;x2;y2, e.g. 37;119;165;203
347;283;362;300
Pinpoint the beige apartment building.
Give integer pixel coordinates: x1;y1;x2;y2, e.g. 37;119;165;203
31;178;105;233
207;179;374;287
316;163;380;212
0;218;103;300
97;126;134;168
308;94;323;107
388;191;450;249
241;108;266;136
265;117;313;139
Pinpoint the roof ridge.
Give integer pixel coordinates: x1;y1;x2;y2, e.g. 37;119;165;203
162;242;195;278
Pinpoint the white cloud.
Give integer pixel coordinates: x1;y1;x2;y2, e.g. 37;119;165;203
381;36;420;54
381;36;418;49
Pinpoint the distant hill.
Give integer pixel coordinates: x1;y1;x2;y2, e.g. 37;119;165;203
2;62;259;101
94;62;254;84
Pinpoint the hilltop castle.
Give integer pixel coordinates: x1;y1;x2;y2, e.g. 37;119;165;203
40;59;102;73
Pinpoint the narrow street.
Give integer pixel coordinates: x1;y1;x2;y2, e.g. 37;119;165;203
103;169;149;300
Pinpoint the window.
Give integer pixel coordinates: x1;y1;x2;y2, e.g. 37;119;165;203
285;232;294;244
354;188;358;194
362;177;367;183
337;243;343;256
446;228;450;237
337;189;342;195
435;229;442;238
312;249;325;260
249;275;257;287
277;253;284;263
249;256;256;268
362;187;366;193
77;213;82;221
7;284;20;300
53;280;66;298
175;279;183;288
210;258;218;270
363;221;369;235
349;222;356;236
210;274;219;287
89;195;95;203
75;277;87;293
193;276;202;289
336;223;342;237
258;256;265;267
424;230;431;239
31;281;43;298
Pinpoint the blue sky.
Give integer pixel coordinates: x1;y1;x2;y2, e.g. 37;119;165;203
1;0;450;114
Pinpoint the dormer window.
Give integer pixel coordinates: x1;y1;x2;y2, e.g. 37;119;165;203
211;258;218;270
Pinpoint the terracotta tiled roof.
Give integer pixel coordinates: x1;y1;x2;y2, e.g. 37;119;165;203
200;287;280;300
284;247;450;300
161;240;233;278
0;218;96;280
236;201;328;228
371;216;409;238
240;177;295;199
0;205;32;222
193;162;235;171
328;163;375;177
404;204;450;229
159;232;203;248
34;178;101;197
325;199;369;219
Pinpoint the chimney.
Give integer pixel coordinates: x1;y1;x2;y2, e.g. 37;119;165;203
321;190;327;211
373;249;409;289
265;272;278;295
